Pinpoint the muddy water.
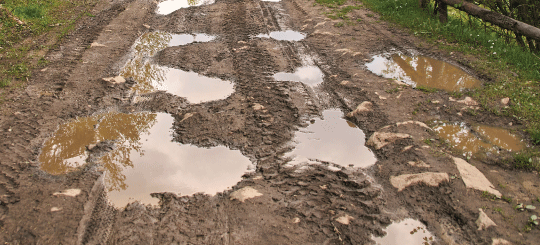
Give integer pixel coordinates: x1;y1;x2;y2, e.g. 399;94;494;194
256;30;306;41
157;0;215;15
432;121;524;157
273;65;324;86
121;32;233;103
373;219;434;245
39;112;252;207
285;109;376;168
366;54;480;92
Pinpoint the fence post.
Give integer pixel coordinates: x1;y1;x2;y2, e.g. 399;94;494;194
436;0;448;23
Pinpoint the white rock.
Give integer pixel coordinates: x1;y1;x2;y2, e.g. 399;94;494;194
431;100;440;104
408;160;430;168
230;187;263;202
453;157;501;197
390;172;449;191
492;238;512;245
367;132;410;150
143;24;150;29
457;97;478;106
476;209;496;231
91;42;106;47
53;189;82;197
340;80;350;85
50;207;62;212
501;97;510;105
347;101;373;117
335;214;354;225
401;145;413;152
293;217;301;223
102;76;126;84
396;121;431;130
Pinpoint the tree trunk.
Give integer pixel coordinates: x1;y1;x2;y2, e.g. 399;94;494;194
437;1;448;23
439;0;540;43
419;0;429;9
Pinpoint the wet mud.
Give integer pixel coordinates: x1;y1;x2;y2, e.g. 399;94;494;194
0;0;539;243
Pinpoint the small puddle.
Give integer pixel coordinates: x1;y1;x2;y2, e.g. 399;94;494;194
273;65;324;86
256;30;306;41
366;53;481;92
285;109;376;168
432;121;524;157
121;32;233;103
157;0;215;15
373;219;434;245
39;112;252;208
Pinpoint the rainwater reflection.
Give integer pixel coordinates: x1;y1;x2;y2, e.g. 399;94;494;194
366;54;480;92
39;112;252;208
372;219;434;245
285;109;376;168
273;65;324;86
157;0;215;15
256;30;306;41
432;121;524;157
121;32;233;103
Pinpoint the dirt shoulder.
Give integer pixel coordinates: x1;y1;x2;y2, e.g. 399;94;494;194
0;0;538;244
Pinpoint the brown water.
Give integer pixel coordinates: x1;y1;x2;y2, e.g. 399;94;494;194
366;54;481;92
121;32;234;103
285;109;376;168
432;121;524;157
372;219;434;245
273;65;324;86
39;112;252;207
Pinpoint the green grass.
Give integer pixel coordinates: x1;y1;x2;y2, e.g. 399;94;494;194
513;152;540;172
356;0;540;154
0;0;97;91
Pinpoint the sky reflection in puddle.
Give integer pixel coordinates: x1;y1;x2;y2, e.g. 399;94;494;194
256;30;306;41
285;109;376;168
121;31;233;103
366;54;480;92
273;65;324;86
39;112;252;208
157;0;215;15
372;219;434;245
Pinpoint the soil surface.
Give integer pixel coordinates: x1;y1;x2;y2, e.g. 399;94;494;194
0;0;539;244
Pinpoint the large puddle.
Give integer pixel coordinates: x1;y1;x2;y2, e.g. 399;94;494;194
157;0;215;15
373;219;434;245
121;32;234;103
285;109;376;168
432;121;525;157
39;112;252;207
366;54;481;92
256;30;306;41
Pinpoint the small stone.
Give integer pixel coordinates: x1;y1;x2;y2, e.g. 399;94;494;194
41;68;48;72
367;132;410;150
476;209;496;231
91;42;106;47
50;207;62;212
253;103;265;110
393;80;406;86
431;100;440;104
390;172;449;191
87;144;97;151
143;24;150;29
335;214;354;225
230;187;263;202
501;97;510;105
53;189;82;197
492;238;512;245
180;113;194;122
340;80;350;85
293;217;301;224
346;101;373;117
401;145;413;152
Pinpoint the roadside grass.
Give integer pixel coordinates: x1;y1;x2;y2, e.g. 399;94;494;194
0;0;98;97
316;0;362;25
355;0;540;167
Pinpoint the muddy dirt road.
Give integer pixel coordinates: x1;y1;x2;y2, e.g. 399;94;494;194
0;0;539;244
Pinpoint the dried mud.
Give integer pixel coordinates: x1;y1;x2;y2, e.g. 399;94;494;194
0;0;539;244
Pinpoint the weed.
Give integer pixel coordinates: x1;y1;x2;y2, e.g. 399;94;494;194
498;183;506;189
0;79;11;88
84;12;95;17
493;207;504;214
513;152;540;172
481;191;497;200
423;139;431;145
385;87;400;94
416;85;437;93
502;195;512;203
334;22;344;27
14;4;44;19
527;128;540;145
